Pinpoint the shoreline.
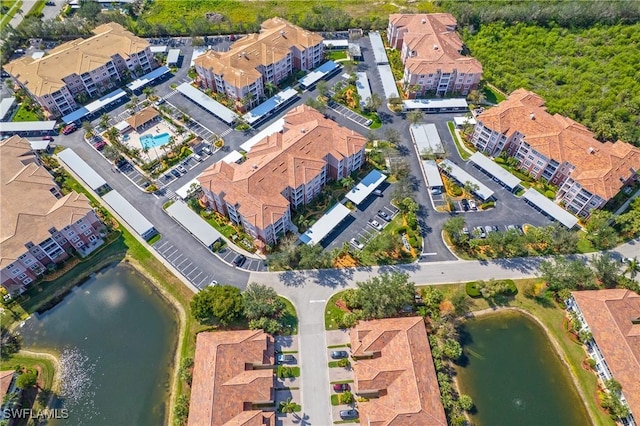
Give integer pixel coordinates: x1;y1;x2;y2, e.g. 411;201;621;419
457;306;595;426
14;349;61;404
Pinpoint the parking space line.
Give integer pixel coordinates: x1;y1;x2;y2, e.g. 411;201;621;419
165;248;178;257
177;259;190;269
190;271;202;280
171;253;183;262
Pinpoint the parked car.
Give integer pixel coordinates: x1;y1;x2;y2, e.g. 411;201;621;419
485;226;493;235
42;135;54;141
492;225;500;232
468;199;477;210
93;140;106;150
368;219;383;231
209;280;218;286
232;254;246;267
176;165;187;174
372;189;383;197
276;354;294;364
154;98;165;107
333;383;350;393
430;187;442;195
506;224;517;232
192;153;202;162
475;227;486;238
171;169;181;178
462;227;470;235
350;238;364;250
45;1;55;5
377;210;391;222
62;124;77;135
331;350;349;359
201;145;212;155
339;409;359;420
460;199;470;211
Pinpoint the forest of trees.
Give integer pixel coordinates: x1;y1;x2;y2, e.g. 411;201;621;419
464;22;640;146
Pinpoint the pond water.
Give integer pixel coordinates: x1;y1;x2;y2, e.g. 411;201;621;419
456;311;591;426
20;263;178;426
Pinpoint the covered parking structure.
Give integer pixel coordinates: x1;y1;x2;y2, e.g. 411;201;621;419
0;120;57;137
102;190;157;240
62;88;127;124
355;72;372;110
439;159;495;201
166;49;180;67
222;150;243;164
242;87;298;126
323;40;349;49
403;98;468;113
177;82;237;124
299;60;341;90
345;169;387;205
378;65;399;100
175;178;200;199
410;123;444;156
369;31;388;64
522;189;578;229
126;66;171;92
57;148;110;194
299;203;351;245
469;152;521;192
422;160;444;189
166;201;222;249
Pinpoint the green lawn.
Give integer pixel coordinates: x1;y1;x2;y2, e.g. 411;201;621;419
447;121;471;161
482;85;506;104
326;50;348;61
418;280;614;426
12;104;41;122
278;296;299;335
0;0;22;30
0;352;56;413
325;292;347;330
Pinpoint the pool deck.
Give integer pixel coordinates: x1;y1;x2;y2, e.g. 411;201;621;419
123;121;183;162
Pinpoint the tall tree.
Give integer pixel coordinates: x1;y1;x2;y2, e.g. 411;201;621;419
590;253;621;288
539;257;596;291
190;285;243;325
354;272;415;319
365;93;382;112
624;257;640;280
407;110;423;125
242;283;285;321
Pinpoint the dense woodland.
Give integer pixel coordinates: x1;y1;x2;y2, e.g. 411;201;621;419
465;22;640;146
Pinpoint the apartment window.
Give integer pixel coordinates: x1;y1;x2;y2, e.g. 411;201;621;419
89;235;97;242
25;258;33;265
18;273;27;280
23;278;33;285
71;236;80;243
84;229;92;236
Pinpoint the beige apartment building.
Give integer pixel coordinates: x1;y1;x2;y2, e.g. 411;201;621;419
3;23;155;118
194;18;323;109
387;13;482;97
0;136;104;296
472;89;640;217
197;106;367;245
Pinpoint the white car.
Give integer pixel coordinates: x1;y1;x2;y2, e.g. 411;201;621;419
469;199;477;210
350;238;364;250
368;219;383;231
209;280;218;286
176;165;187;174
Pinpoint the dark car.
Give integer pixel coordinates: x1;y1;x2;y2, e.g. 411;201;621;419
171;169;181;178
42;135;54;141
276;354;294;364
372;189;383;197
93;140;106;150
333;383;350;393
377;210;391;222
339;409;359;420
460;199;470;211
330;350;348;359
232;254;246;267
62;124;77;135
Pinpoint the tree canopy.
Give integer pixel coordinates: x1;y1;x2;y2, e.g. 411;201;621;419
243;283;286;321
190;285;243;325
354;272;416;319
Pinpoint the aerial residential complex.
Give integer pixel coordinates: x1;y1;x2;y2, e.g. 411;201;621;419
194;17;323;109
350;317;447;425
187;330;275;426
387;13;482;97
3;23;155;118
472;89;640;216
197;105;367;245
567;289;639;426
0;136;104;296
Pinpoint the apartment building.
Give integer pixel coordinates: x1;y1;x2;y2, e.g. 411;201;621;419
387;13;482;97
350;317;447;425
567;290;639;426
0;136;104;296
472;89;640;216
197;105;367;245
194;17;323;108
187;330;275;426
3;23;155;118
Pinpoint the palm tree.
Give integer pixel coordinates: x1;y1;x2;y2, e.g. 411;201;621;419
81;120;94;136
264;81;277;97
103;145;121;162
365;92;382;112
407;110;423;125
100;113;110;129
625;257;640;280
340;176;355;189
142;86;155;100
278;397;297;414
463;181;480;198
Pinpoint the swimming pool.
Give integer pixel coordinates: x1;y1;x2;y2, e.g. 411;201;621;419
140;132;171;149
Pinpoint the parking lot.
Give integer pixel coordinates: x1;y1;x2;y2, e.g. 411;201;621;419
323;182;399;252
327;100;372;128
216;246;268;272
153;239;214;289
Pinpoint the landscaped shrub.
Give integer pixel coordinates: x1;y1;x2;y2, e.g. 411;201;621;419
465;281;482;298
504;279;518;295
494;156;505;164
480;201;495;209
450;184;463;196
544;190;556;199
396;226;409;235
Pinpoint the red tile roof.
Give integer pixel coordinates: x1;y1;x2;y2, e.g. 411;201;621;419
197;106;366;229
571;289;640;419
187;330;275;426
478;89;640;199
350;317;447;426
0;370;15;403
389;13;482;76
